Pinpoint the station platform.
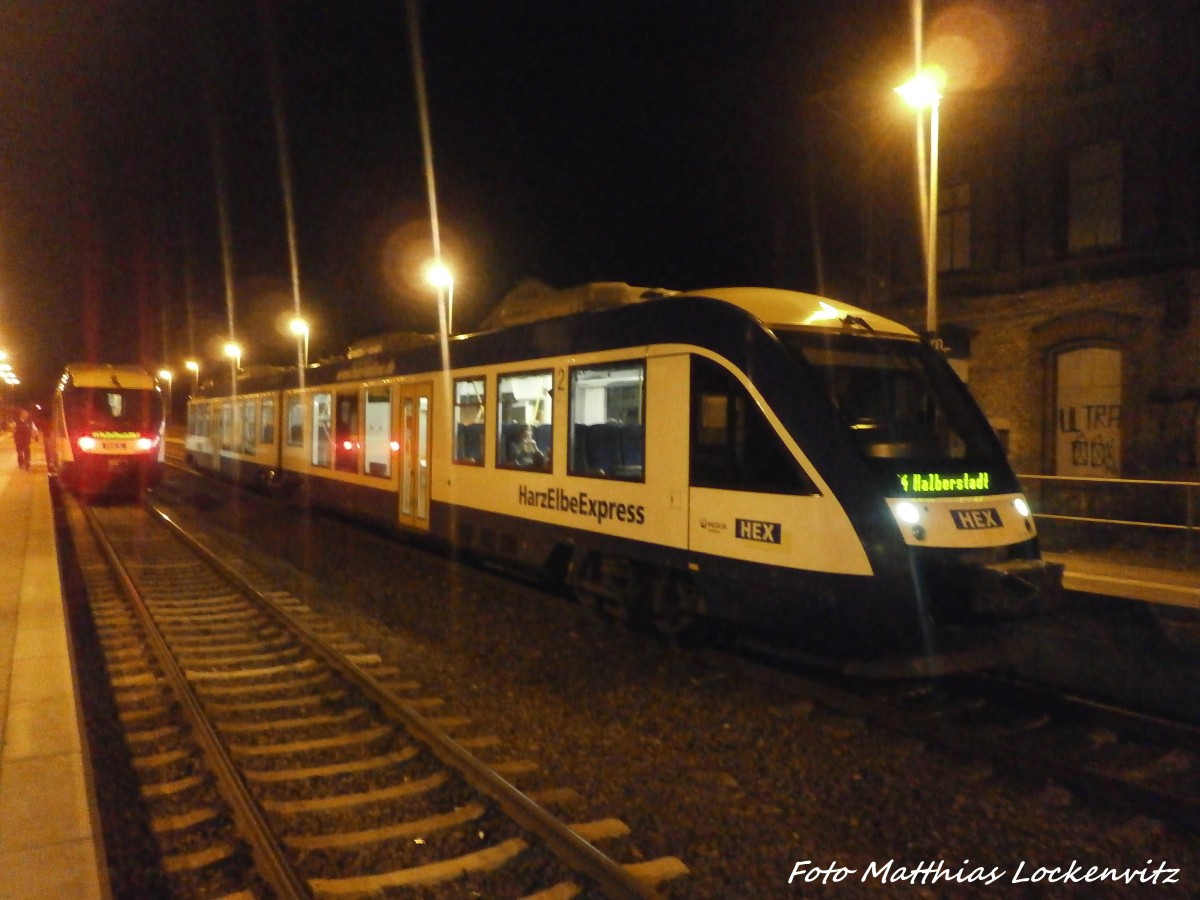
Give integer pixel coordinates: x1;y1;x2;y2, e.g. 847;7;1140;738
0;432;106;899
1044;551;1200;610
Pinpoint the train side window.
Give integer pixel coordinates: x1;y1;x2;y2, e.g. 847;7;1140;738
497;370;553;471
260;397;275;445
690;356;815;495
240;400;257;455
364;387;392;477
568;361;645;481
312;393;332;467
453;377;485;465
220;403;234;451
335;392;361;473
286;395;303;447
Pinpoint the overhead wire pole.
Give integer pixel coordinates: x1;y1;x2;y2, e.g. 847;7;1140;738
406;0;450;361
405;0;460;562
260;0;308;388
908;0;936;339
190;0;240;402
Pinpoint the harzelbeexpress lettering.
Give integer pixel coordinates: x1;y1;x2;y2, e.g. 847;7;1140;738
518;485;646;525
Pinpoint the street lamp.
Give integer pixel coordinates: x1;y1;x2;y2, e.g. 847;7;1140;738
895;68;944;340
223;341;243;370
157;369;173;429
289;316;310;383
424;259;455;336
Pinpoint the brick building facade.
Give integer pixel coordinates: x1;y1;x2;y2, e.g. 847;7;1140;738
808;0;1200;481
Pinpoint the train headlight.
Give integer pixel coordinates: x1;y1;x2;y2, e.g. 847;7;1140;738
1013;496;1031;518
135;437;155;452
77;435;98;452
893;501;921;526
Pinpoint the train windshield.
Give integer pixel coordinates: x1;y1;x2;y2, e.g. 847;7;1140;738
777;330;1001;465
66;387;163;433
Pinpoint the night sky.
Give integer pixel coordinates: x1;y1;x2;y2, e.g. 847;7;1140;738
0;0;912;401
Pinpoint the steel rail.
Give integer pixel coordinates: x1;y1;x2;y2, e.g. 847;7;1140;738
146;498;663;900
82;504;312;899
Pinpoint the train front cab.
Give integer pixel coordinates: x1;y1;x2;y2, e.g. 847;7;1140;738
51;364;165;498
429;290;1062;674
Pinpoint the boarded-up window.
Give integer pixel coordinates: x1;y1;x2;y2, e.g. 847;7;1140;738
1056;347;1121;476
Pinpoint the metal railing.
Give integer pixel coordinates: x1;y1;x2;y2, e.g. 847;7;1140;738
1018;474;1200;567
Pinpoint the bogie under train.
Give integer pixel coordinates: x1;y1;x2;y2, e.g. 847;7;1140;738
186;285;1061;673
50;364;166;498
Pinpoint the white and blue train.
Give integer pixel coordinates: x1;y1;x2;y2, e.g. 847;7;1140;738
186;284;1061;673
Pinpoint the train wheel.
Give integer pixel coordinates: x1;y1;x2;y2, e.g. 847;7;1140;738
571;553;617;620
647;571;701;639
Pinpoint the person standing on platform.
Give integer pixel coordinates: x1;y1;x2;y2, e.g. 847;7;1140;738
13;409;38;471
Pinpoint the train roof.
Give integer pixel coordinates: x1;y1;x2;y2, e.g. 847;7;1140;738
679;287;916;338
194;285;920;398
59;364;159;391
476;282;914;338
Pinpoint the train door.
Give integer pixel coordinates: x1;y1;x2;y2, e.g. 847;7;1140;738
398;382;431;531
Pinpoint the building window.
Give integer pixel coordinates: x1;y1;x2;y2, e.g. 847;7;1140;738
1068;141;1122;253
937;182;971;272
497;370;553;470
1069;49;1114;94
453;377;485;465
568;361;646;481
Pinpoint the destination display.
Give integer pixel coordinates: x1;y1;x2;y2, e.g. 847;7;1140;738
898;471;991;494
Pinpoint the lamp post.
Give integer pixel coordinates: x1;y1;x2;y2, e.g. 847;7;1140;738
157;369;173;429
424;260;455;336
895;69;944;341
184;359;200;398
289;316;310;387
224;342;243;404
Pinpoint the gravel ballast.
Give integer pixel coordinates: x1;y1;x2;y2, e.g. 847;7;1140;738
133;476;1199;898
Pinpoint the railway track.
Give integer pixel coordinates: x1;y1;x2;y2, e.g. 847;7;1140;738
67;494;688;898
720;649;1200;835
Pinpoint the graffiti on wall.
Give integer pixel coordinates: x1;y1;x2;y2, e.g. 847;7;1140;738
1056;348;1121;477
1057;403;1121;474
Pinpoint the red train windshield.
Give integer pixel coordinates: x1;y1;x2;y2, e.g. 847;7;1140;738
65;387;163;436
